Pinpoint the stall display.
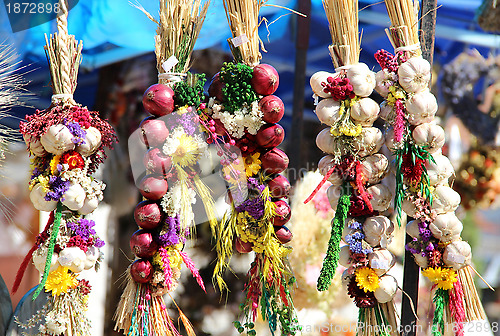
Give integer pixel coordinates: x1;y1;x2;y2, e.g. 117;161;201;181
375;0;488;334
12;1;117;335
308;1;399;334
113;1;212;335
206;0;299;335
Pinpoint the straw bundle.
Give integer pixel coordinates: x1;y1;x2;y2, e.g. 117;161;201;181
458;267;487;322
384;0;421;56
222;0;265;66
322;0;360;67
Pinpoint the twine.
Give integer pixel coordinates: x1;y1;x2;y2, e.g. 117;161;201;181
335;64;354;72
56;0;71;95
395;43;421;53
51;93;74;104
158;72;187;86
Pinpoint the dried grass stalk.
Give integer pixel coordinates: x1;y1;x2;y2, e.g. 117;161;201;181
458;267;487;322
384;0;421;56
322;0;360;67
222;0;266;66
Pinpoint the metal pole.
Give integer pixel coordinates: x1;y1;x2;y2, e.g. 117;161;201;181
289;0;311;184
401;1;437;335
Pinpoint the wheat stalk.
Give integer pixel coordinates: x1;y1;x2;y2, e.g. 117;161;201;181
384;0;421;55
322;0;360;68
222;0;266;66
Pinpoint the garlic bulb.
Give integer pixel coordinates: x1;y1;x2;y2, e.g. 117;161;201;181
402;198;418;217
375;69;394;98
310;71;335;98
318;155;343;185
427;154;454;186
374;275;398;303
23;134;47;157
33;249;59;273
341;269;353;292
412;123;445;154
431;185;461;215
62;182;86;211
346;63;376;97
360;154;389;185
363;215;392;247
327;184;342;209
384;128;397;151
368;249;396;276
58;247;87;273
79;196;99;215
367;184;392;212
76;126;102;157
429;213;463;242
316;128;347;156
315;98;341;126
406;89;438;126
338;245;353;268
412;253;429;268
30;183;58;212
84;246;100;270
353;127;384;157
350;98;380;126
379;101;394;121
443;240;472;270
406;220;421;239
40;124;75;155
397;57;431;93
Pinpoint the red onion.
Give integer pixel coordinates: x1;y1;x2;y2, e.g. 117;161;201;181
208;72;224;101
139;117;169;148
251;64;279;95
272;200;291;226
139;175;168;201
275;226;292;244
255;123;284;148
268;174;291;198
130;229;158;258
259;95;284;123
143;148;172;176
235;237;253;253
261;148;289;175
134;200;163;230
142;84;175;117
130;259;153;283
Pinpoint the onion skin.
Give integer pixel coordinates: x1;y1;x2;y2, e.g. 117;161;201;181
235;237;253;253
260;147;289;174
259;95;284;123
134;201;163;230
130;230;158;258
251;64;279;95
275;226;292;244
130;259;153;283
268;174;291;198
272;200;291;226
139;117;169;148
143;148;172;176
208;73;224;101
142;84;175;117
139;175;168;201
256;123;285;148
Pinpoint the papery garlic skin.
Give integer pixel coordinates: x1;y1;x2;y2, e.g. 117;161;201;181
58;246;87;273
406;220;421;239
427;154;454;186
406;89;438;126
397;57;431;93
346;63;376;97
375;70;394;98
30;183;58;212
429;212;463;243
84;246;100;270
367;184;392;212
24;134;47;157
338;245;353;268
379;101;394;121
412;253;429;268
76;126;102;157
33;249;59;273
78;196;99;215
443;240;472;270
412;123;445;154
40;124;76;155
353;127;384;157
318;155;343;185
363;215;393;247
61;182;86;211
368;249;396;276
374;275;398;303
402;198;418;217
361;154;389;185
350;98;380;126
316;128;347;156
431;185;461;215
315;98;341;126
327;184;342;209
310;71;335;98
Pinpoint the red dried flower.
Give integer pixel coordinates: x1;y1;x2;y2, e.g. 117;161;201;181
349;192;376;217
401;153;425;185
67;235;88;253
322;76;356;101
61;150;85;170
347;277;377;308
428;249;443;268
78;279;92;295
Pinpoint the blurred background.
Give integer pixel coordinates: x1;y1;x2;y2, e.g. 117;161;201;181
1;0;500;335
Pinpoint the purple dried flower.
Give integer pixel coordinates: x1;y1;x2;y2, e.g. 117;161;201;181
236;197;265;220
348;221;362;230
65;119;87;145
67;218;97;240
158;215;186;246
94;238;105;248
44;176;70;201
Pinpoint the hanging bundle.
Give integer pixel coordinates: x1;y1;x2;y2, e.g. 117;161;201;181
13;0;118;335
377;0;488;334
204;0;300;334
113;1;212;335
308;0;399;334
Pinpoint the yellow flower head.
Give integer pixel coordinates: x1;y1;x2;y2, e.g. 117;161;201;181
422;267;458;290
50;155;61;174
44;266;78;296
244;152;261;177
172;134;201;167
355;267;380;292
